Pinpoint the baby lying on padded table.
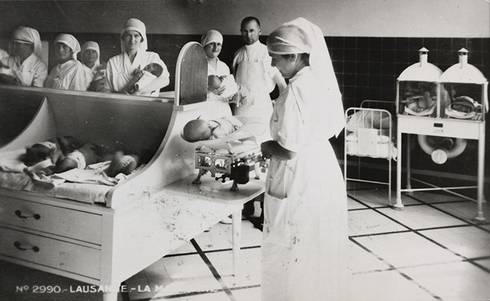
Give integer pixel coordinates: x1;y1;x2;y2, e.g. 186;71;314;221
21;136;139;178
182;116;243;142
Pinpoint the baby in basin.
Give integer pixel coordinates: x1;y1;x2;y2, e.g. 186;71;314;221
182;116;243;142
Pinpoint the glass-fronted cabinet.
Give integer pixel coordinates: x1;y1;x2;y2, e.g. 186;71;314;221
396;48;442;118
440;48;488;121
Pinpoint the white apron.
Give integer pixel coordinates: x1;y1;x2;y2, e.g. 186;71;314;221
233;43;276;143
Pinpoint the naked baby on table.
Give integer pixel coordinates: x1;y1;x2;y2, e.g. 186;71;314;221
21;136;139;178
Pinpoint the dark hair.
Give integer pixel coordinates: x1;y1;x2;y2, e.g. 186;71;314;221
240;16;261;29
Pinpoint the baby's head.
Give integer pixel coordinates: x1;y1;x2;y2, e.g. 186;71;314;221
22;142;56;166
142;63;163;77
182;119;212;142
208;75;222;90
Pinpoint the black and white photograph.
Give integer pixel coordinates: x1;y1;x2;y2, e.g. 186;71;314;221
0;0;489;300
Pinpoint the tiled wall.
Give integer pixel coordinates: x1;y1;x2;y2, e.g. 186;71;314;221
326;37;490;108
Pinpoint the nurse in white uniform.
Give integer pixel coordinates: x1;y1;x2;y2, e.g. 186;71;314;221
0;26;47;87
44;34;93;91
232;17;286;143
201;29;238;101
81;41;107;92
260;18;348;301
105;18;170;97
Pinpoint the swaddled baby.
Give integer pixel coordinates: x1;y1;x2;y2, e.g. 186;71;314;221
182;116;243;142
207;75;239;101
208;75;223;91
126;63;164;95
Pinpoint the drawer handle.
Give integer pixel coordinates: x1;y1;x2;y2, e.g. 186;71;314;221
14;210;41;220
14;241;40;252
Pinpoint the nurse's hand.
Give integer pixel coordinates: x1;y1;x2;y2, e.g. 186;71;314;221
260;141;274;159
261;140;296;161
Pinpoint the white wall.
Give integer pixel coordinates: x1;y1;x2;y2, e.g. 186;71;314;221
0;0;488;37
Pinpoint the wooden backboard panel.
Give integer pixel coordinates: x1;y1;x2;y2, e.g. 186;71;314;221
0;88;44;146
175;42;207;106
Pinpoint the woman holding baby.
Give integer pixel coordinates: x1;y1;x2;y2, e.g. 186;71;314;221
201;29;238;101
105;18;170;96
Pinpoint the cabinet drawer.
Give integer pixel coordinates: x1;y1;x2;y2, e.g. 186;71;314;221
0;197;102;244
0;227;101;279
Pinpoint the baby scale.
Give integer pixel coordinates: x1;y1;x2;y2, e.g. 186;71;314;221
396;48;488;221
192;138;266;191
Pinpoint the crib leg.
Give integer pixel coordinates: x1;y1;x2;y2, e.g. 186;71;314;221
406;134;412;193
395;129;404;208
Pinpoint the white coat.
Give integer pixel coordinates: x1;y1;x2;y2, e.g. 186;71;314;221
44;59;93;91
232;41;283;142
262;67;348;301
106;50;169;97
2;53;47;87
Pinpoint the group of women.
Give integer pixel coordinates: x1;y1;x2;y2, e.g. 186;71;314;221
0;18;169;96
1;16;349;300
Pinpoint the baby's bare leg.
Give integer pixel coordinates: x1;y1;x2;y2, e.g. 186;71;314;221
53;157;78;173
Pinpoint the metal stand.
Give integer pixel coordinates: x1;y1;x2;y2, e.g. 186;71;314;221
395;115;486;221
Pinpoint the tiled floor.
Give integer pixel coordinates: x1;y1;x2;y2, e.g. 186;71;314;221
1;185;489;301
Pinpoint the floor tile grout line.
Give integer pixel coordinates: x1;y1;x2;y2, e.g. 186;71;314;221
202;245;262;254
227;284;261;292
347;199;470;211
164;245;261;258
348;194;490;273
349;224;474;238
190;238;237;301
406;194;490;233
350;230;412;238
467;260;490;273
349;237;443;300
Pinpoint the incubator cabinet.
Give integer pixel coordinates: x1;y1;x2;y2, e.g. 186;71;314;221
395;48;487;221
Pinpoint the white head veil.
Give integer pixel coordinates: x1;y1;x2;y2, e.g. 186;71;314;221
81;41;100;68
54;33;81;60
120;18;148;53
268;17;344;138
200;29;223;47
12;26;43;58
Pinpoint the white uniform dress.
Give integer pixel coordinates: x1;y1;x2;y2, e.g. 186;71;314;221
106;50;169;97
44;59;93;91
2;53;47;87
232;41;280;142
262;67;348;301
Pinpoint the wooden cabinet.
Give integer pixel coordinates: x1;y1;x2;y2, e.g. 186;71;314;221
0;197;103;244
0;194;105;281
0;227;101;279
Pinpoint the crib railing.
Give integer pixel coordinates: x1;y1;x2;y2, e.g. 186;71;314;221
344;100;395;205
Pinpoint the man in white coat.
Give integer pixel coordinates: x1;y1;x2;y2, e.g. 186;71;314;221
232;17;287;225
232;16;286;144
